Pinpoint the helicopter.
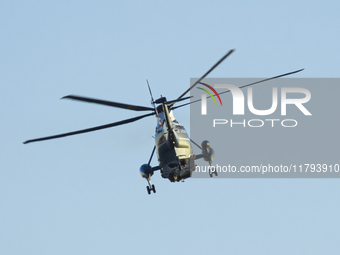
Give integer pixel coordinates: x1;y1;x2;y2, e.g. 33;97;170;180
23;49;303;194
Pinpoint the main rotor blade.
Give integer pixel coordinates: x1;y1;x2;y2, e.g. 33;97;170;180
175;49;235;101
217;68;305;96
171;68;305;110
166;96;192;105
62;95;154;111
23;112;155;144
146;80;155;104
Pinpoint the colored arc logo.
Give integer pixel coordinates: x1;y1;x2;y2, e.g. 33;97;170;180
197;82;223;106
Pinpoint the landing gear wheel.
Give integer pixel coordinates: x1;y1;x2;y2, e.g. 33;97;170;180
209;172;213;178
146;186;151;195
214;171;218;176
152;184;156;193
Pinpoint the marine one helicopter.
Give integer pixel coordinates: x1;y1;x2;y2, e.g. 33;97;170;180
23;49;303;194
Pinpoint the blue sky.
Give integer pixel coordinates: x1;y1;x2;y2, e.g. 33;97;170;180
1;1;339;254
